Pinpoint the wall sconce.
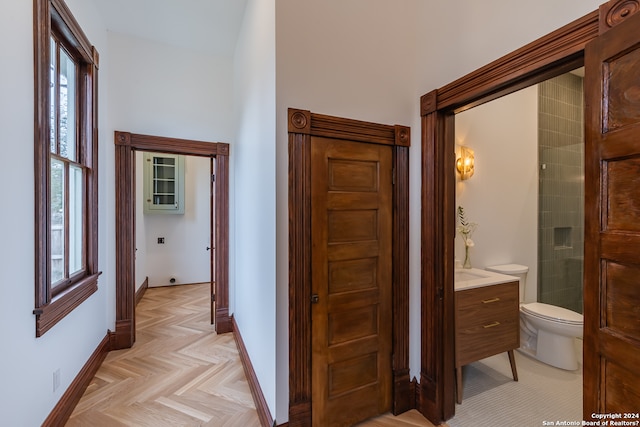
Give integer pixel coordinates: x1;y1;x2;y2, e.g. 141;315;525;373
456;146;475;180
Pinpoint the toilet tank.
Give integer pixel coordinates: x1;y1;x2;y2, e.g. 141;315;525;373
485;264;529;303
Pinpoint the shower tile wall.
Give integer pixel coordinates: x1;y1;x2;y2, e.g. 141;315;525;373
538;73;584;314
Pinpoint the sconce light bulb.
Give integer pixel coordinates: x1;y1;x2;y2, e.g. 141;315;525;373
456;146;475;180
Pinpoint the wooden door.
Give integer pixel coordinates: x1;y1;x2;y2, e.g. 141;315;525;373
584;8;640;418
310;137;393;427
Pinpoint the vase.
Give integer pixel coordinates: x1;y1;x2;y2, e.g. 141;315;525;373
463;245;472;269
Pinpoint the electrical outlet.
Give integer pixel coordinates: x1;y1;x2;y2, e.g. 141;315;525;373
157;237;165;244
53;369;60;392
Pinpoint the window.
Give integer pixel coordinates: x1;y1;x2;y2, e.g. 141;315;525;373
33;0;99;336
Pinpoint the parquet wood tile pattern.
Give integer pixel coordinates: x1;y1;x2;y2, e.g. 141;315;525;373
67;283;440;427
67;284;260;427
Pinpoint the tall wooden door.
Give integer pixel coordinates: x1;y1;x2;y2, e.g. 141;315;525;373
584;8;640;418
310;137;393;426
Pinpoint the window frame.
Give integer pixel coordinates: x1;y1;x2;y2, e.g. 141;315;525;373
33;0;100;337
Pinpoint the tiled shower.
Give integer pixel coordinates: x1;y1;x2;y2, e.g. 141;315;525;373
537;72;584;314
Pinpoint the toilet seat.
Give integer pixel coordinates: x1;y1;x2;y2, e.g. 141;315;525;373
521;302;583;325
486;264;529;275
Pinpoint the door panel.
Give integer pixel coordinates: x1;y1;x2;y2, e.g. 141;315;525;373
584;8;640;418
311;137;393;427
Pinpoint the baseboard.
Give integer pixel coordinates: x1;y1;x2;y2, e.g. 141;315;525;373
147;281;209;289
392;368;413;414
418;373;442;425
232;316;275;427
111;319;134;350
135;276;148;305
412;376;420;409
216;307;233;334
42;333;110;426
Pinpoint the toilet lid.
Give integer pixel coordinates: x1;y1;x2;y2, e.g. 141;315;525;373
521;302;583;325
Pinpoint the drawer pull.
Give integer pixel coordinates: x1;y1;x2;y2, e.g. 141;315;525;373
482;297;501;304
483;321;501;329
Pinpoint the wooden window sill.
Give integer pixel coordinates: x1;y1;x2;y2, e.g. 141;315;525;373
34;272;101;337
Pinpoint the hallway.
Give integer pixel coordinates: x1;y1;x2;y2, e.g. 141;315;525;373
67;283;260;426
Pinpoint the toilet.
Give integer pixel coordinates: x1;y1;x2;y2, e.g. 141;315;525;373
485;264;583;371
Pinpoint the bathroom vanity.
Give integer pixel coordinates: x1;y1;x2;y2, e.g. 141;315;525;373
454;268;520;403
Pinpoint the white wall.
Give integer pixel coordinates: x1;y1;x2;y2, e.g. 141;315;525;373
417;0;603;94
0;1;111;425
454;86;539;303
135;153;211;289
106;32;235;142
232;0;277;417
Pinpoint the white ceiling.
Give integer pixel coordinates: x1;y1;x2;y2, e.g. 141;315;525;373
95;0;249;56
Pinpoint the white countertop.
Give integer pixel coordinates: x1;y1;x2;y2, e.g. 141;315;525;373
454;267;519;291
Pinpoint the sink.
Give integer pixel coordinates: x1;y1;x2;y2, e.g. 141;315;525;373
454;270;489;282
454;267;518;291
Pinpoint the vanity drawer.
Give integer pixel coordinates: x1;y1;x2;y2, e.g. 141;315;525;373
456;281;518;328
456;317;519;366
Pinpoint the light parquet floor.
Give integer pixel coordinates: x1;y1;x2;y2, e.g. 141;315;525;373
67;284;260;427
67;283;439;427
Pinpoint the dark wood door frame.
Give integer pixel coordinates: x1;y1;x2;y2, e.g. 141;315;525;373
419;1;636;423
112;131;231;350
288;109;411;426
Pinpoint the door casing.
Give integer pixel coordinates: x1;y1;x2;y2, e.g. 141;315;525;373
288;109;411;426
113;131;231;349
419;1;638;423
